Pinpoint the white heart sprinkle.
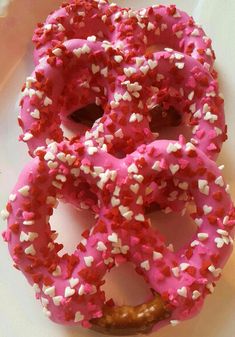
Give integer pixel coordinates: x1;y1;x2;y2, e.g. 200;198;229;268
133;174;144;183
203;205;212;215
192;290;201;300
148;59;158;69
140;65;149;75
175;62;185;69
177;286;187;298
171;267;180;278
24;244;36;255
108;233;118;243
74;311;84;323
130;183;139;194
169;164;180;175
44;286;55;297
47;161;58;169
97;241;107;251
18;185;30;196
153;251;163;260
127;163;138;173
1;209;9;220
114;55;123;63
195;218;203;227
69;278;79;288
53;296;63;306
135;214;145;222
44;97;52;106
167;143;181;153
84;256;94;267
20;231;29;242
64;287;75;298
44;151;55;161
140;260;150;271
111;197;120;207
214;237;224;248
30;109;40;119
215;176;224;187
180;263;190;271
152;161;161;171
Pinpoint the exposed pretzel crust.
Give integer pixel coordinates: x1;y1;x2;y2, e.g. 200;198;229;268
91;294;170;335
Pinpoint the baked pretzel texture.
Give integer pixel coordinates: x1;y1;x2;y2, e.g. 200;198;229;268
91;294;169;335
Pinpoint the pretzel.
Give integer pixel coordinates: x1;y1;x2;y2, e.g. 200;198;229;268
3;137;235;334
3;1;232;335
19;39;225;161
31;0;219;142
33;0;216;74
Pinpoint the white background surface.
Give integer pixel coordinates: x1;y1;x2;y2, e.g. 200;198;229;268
0;1;235;337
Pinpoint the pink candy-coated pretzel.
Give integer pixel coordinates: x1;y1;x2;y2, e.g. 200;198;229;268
6;1;231;334
19;39;225;161
30;0;221;154
3;138;235;334
33;0;216;75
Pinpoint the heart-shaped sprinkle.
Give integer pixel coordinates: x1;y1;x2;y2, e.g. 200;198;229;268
177;286;187;298
64;287;75;298
203;205;212;215
69;278;79;288
169;164;180;175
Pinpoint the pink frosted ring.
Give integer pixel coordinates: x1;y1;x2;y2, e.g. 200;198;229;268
3;137;235;335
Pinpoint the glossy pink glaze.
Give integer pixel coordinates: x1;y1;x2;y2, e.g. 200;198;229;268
19;39;225;161
33;0;216;74
3;1;232;333
3;138;235;329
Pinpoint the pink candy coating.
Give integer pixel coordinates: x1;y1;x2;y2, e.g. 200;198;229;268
19;39;225;160
33;1;216;73
4;138;235;330
2;0;233;334
19;0;225;163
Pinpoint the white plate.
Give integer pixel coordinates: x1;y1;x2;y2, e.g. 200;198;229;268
1;1;235;336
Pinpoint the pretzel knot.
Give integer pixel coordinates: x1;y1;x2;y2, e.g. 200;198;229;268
18;36;225;216
20;40;225;160
3;138;235;334
2;1;233;336
20;0;225;161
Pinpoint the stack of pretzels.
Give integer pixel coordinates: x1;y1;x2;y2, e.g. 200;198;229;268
2;1;235;335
